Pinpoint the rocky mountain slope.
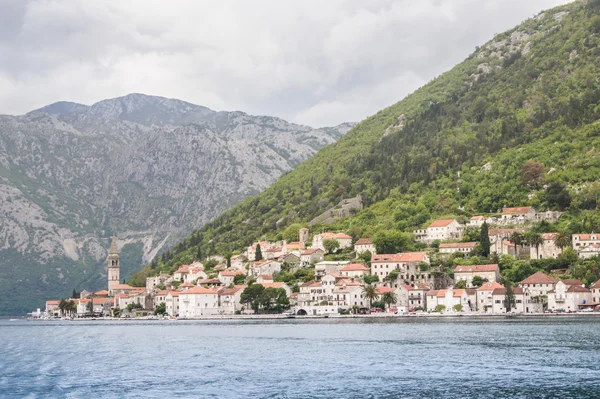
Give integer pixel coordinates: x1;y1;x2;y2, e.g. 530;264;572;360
0;93;353;314
145;1;600;276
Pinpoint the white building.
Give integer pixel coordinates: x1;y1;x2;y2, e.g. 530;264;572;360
439;242;477;256
530;233;561;259
179;286;221;318
219;285;247;314
572;234;600;259
476;282;505;312
312;232;352;252
500;206;537;224
165;291;180;316
547;280;591;312
251;261;281;277
490;287;537;314
426;289;475;313
469;216;495;226
453;264;500;287
354;238;376;256
218;270;246;286
414;219;464;243
340;263;370;279
370;252;430;283
315;261;350;279
518;272;559;297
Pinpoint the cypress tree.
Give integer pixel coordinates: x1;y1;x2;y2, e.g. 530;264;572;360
480;221;490;257
255;243;263;261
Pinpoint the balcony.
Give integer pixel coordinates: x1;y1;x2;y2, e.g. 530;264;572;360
554;298;565;303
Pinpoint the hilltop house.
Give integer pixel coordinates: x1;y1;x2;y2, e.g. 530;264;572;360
453;264;500;287
354;238;376;256
312;232;352;252
413;219;464;243
439;242;477;256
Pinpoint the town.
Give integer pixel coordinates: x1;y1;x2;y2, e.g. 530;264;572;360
42;206;600;319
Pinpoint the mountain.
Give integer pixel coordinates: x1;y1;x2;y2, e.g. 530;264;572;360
0;93;354;314
145;1;600;278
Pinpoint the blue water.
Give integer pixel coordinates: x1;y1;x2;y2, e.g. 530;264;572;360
1;317;600;398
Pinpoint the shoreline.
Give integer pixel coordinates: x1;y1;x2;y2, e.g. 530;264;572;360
27;311;600;322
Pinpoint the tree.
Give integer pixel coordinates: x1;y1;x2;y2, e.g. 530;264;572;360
361;284;379;308
71;289;80;299
323;238;340;254
385;270;399;283
255;244;263;261
373;231;411;254
480;222;490;257
455;280;467;289
471;275;488;287
521;161;544;188
508;232;524;257
155;302;167;316
358;250;372;266
526;232;543;260
241;284;265;313
546;182;572;210
553;233;571;253
282;224;302;243
503;279;516;313
381;291;398;311
363;274;379;284
86;299;94;313
453;304;463;312
434;304;446;313
58;298;68;316
226;252;232;268
233;273;246;284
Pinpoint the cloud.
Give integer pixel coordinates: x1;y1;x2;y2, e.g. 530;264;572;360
0;0;573;126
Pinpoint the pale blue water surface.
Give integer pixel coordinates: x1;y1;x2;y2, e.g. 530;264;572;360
1;316;600;398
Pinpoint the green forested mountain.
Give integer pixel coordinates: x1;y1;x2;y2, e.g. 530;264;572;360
136;0;600;281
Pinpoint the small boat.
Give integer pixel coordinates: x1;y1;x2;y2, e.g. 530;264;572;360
9;318;18;321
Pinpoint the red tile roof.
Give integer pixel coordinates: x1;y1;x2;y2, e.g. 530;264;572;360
520;271;559;285
453;264;499;273
301;248;323;255
180;286;220;295
567;285;591;293
428;219;456;228
372;252;427;263
439;242;477;249
376;287;395;295
477;282;504;291
591;280;600;289
340;263;370;272
180;282;195;287
261;282;288;290
219;270;246;277
561;279;583;286
354;238;373;245
541;233;559;240
573;234;598;241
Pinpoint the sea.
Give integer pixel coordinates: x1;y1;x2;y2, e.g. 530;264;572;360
1;316;600;398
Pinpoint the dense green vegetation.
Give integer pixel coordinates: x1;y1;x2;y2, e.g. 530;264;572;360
131;1;600;287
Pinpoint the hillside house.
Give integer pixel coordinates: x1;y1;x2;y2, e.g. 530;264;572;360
469;216;496;226
572;234;600;259
312;232;352;252
531;233;561;259
251;261;281;277
453;264;500;287
340;263;370;279
414;219;464;243
218;270;246;286
371;252;431;285
439;242;477;256
315;261;350;279
500;206;537;224
283;242;305;256
300;248;325;267
354;238;376;256
264;247;283;260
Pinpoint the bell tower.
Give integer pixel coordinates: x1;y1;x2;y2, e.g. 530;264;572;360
107;236;120;295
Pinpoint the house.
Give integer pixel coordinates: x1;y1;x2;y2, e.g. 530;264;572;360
469;216;496;226
340;263;370;279
179;286;221;318
173;265;190;282
109;284;140;297
218;270;246;286
331;284;365;310
186;267;207;283
300;248;325;267
179;282;195;290
535;210;561;223
311;232;353;252
397;284;430;311
153;290;169;309
283;242;305;256
256;274;274;284
572;234;600;259
439;242;477;256
251;261;281;277
315;261;350;279
530;233;561;259
500;206;536;224
414;219;464;243
370;252;430;284
519;272;559;297
264;247;283;260
476;282;505;312
278;253;301;267
247;241;271;261
426;289;474;313
165;291;180;316
146;273;172;292
77;297;112;315
45;300;61;316
219;285;247;314
547;280;591;312
354;238;376;256
196;278;223;288
500;240;530;257
488;228;525;255
453;264;500;287
490;287;536;314
230;255;247;270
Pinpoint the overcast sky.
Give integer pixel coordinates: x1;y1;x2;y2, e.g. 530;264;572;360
0;0;572;127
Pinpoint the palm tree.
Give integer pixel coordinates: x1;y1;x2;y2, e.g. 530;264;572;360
526;232;544;259
361;284;379;308
381;291;398;312
553;232;571;253
508;232;523;258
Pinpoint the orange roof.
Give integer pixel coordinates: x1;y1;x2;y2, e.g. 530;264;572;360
219;270;246;276
111;284;135;290
371;252;427;263
375;287;395;295
340;263;370;272
264;248;282;253
180;286;220;295
46;300;60;306
261;282;287;290
477;282;504;291
492;287;525;296
176;265;190;273
301;248;323;255
439;242;477;249
320;232;352;240
503;206;534;214
454;264;499;273
167;290;180;297
470;216;491;221
335;279;363;287
520;271;559;285
94;290;109;296
426;290;439;297
428;219;456;228
180;282;195;287
567;285;591;293
219;285;247;295
560;279;583;286
573;234;598;241
355;238;373;245
591;280;600;289
541;233;558;240
259;274;273;280
285;242;305;249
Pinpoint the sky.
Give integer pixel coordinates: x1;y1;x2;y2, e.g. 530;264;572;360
0;0;572;127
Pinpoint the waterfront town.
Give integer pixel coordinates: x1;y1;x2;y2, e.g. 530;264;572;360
42;206;600;319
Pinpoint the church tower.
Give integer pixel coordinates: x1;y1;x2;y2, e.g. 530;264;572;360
107;236;120;295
